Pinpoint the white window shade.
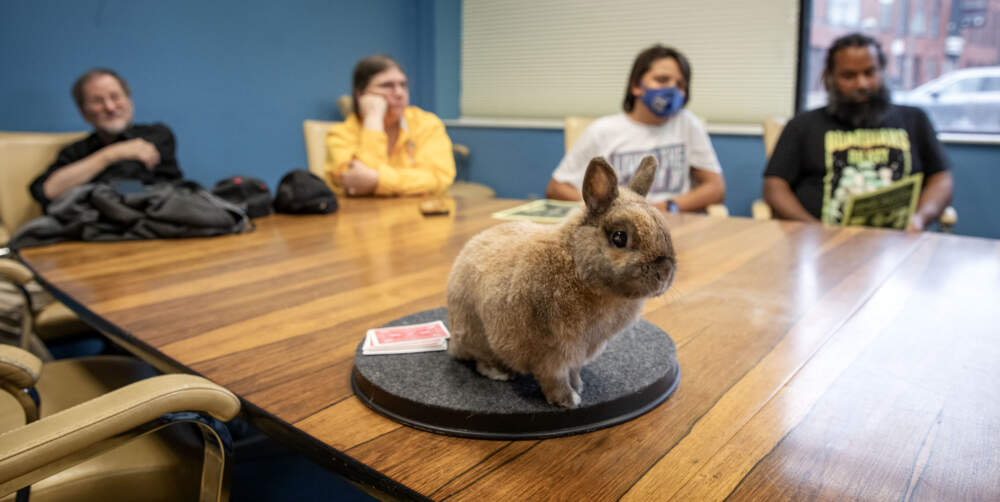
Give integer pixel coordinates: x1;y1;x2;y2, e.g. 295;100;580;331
461;0;800;125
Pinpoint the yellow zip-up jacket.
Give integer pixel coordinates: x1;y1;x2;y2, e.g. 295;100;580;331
325;106;456;196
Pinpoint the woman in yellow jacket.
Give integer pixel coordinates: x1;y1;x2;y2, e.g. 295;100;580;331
326;55;455;196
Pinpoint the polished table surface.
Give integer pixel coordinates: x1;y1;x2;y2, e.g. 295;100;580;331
19;197;1000;501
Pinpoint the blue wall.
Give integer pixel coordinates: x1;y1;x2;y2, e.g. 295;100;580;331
448;127;564;200
0;0;433;191
431;0;461;119
945;143;1000;239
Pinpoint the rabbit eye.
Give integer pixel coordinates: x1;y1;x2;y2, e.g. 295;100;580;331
610;230;628;248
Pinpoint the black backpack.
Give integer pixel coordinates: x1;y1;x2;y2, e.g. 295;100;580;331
274;170;338;214
211;176;273;219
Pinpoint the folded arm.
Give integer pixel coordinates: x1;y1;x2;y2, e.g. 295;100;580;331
41;138;161;201
373;120;455;196
328;121;455;197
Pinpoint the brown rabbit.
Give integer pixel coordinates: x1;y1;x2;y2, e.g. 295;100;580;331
446;156;676;407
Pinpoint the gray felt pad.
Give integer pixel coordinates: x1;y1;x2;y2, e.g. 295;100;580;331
352;307;680;439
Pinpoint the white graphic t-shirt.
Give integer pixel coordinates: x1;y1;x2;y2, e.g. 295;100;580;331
551;111;722;204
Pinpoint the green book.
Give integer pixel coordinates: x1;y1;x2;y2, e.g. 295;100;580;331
492;199;583;223
842;173;923;230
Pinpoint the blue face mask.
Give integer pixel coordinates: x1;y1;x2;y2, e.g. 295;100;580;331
640;86;685;118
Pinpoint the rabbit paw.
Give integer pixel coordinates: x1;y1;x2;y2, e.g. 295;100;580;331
570;369;584;394
476;361;512;381
545;387;582;408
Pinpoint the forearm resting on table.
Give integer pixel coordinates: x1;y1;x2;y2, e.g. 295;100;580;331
664;169;725;212
763;176;819;222
546;179;582;201
914;171;954;222
327;131;386;191
372;160;453;196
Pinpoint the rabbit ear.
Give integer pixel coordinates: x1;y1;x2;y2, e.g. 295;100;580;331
582;157;619;215
628;155;657;197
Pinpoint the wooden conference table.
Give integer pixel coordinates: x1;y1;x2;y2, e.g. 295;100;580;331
19;197;1000;501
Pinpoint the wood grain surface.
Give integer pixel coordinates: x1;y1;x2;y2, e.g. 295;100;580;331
19;197;1000;501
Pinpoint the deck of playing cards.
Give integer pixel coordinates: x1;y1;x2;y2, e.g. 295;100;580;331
362;321;451;355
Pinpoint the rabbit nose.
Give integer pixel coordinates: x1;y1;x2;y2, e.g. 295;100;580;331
654;255;669;265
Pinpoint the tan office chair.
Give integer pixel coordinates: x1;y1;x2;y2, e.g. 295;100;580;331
302;120;336;184
0;348;240;502
564;117;729;217
0;261;241;502
758;117;957;231
563;116;594;155
0;132;96;352
303;96;494;200
751;117;787;220
0;131;87;238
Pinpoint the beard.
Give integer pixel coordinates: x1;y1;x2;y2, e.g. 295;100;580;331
99;121;129;136
825;83;891;129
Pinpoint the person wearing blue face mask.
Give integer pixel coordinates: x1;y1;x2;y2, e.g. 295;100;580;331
547;45;725;213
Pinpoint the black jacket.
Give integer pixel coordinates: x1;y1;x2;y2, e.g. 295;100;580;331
11;181;249;249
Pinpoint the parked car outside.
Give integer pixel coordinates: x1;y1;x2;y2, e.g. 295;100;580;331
894;66;1000;134
804;66;1000;134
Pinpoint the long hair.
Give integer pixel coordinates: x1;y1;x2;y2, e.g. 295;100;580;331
351;55;403;118
623;45;692;113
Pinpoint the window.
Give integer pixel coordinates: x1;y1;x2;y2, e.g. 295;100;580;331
910;0;926;36
930;0;940;38
803;0;1000;134
828;0;862;27
899;0;910;34
879;0;895;31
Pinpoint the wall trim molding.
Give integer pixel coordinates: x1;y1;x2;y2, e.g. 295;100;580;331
443;117;764;135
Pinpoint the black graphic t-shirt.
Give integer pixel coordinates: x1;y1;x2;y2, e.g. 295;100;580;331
764;105;949;225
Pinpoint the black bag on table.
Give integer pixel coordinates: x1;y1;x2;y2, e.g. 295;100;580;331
212;176;273;219
274;169;338;214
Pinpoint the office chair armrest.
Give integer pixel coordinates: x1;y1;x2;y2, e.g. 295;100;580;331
937;206;957;233
0;259;33;286
751;199;773;220
0;346;42;389
0;374;240;491
706;204;729;217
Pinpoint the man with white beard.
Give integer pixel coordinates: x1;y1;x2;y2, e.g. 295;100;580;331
29;69;182;211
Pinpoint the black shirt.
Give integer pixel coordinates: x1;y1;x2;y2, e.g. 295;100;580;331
764;105;949;224
29;123;182;210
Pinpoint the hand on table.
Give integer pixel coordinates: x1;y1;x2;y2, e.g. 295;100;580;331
906;213;926;232
342;160;379;196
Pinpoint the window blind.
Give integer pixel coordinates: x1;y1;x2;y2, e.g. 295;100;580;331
461;0;800;125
